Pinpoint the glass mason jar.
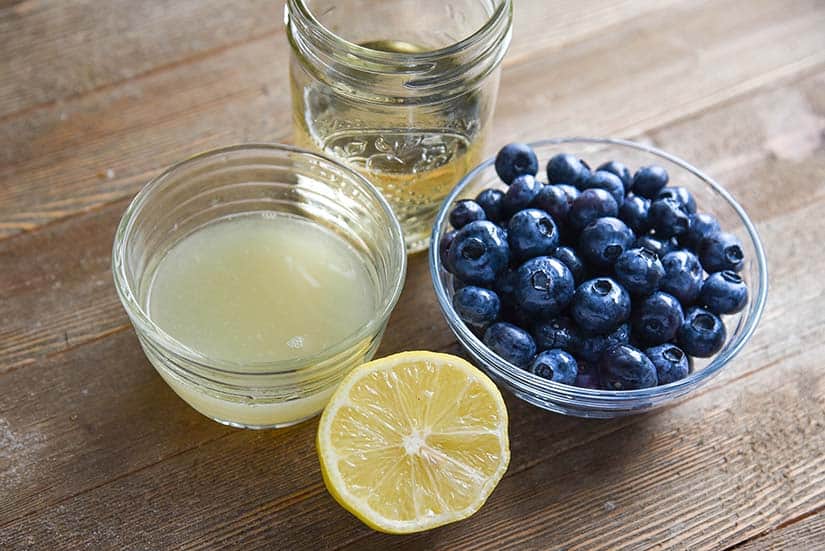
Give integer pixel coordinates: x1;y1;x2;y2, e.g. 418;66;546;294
285;0;513;253
112;144;406;429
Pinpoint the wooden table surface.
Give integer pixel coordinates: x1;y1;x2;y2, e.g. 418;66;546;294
1;1;824;549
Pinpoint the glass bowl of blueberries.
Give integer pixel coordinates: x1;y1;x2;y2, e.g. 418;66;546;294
429;137;768;418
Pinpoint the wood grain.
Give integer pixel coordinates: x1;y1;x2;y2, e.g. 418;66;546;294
2;0;825;549
2;69;824;548
736;511;824;551
1;0;823;239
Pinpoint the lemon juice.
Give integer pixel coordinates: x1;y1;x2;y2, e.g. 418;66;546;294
145;212;377;426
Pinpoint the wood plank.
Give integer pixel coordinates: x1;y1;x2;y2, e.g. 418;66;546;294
735;511;825;551
0;0;280;118
3;66;823;374
2;97;824;546
1;272;821;548
1;0;824;239
0;0;684;120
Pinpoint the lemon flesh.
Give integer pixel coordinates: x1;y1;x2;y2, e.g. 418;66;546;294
317;351;510;534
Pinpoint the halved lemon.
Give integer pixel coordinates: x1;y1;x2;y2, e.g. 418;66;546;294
317;351;510;534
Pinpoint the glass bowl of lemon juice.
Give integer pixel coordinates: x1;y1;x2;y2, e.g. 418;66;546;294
113;144;406;429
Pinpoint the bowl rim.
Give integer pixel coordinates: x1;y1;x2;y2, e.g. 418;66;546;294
429;136;768;402
112;142;407;376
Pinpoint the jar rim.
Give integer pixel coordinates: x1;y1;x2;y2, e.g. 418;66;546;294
112;143;407;376
286;0;512;63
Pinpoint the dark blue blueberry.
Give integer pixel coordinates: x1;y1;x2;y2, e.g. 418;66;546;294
699;231;745;273
475;188;506;223
599;344;658;390
657;186;697;214
531;185;572;224
439;230;456;269
619;195;651;234
596;160;632;193
507;208;559;261
699;270;748;315
449;199;486;229
574;323;630;363
557;184;580;203
660;250;704;305
614;247;664;296
632;291;684;345
502;174;542;217
571;277;631;334
452;286;500;330
553;246;587;284
574;370;600;389
569;188;619;231
633;235;678;259
494;143;539;185
514;256;575;318
546;153;591;187
494;268;517;298
447;221;510;286
585;170;625;204
632;165;669;199
533;317;581;353
578;217;635;270
483;322;537;367
528;349;578;384
680;212;720;251
646;344;690;385
649;198;691;239
678;306;726;357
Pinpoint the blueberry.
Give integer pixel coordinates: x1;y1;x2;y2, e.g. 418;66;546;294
514;256;575;318
528;349;578;384
599;344;658;390
502;174;542;216
632;166;669;199
553;246;587;284
533;317;581;352
494;268;517;298
680;212;720;251
507;209;559;261
452;286;500;330
660;250;704;305
633;235;677;259
531;185;572;224
572;277;631;334
574;370;600;389
646;344;690;385
584;170;625;204
557;184;580;203
574;322;630;363
699;231;745;273
649;198;691;239
569;188;619;231
632;291;684;345
447;221;510;286
596;160;632;193
619;195;651;234
546;153;591;187
495;143;539;185
678;306;726;357
699;270;748;315
657;186;697;214
578;217;635;270
475;188;506;223
483;322;537;367
439;230;456;269
449;199;486;229
614;247;664;296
